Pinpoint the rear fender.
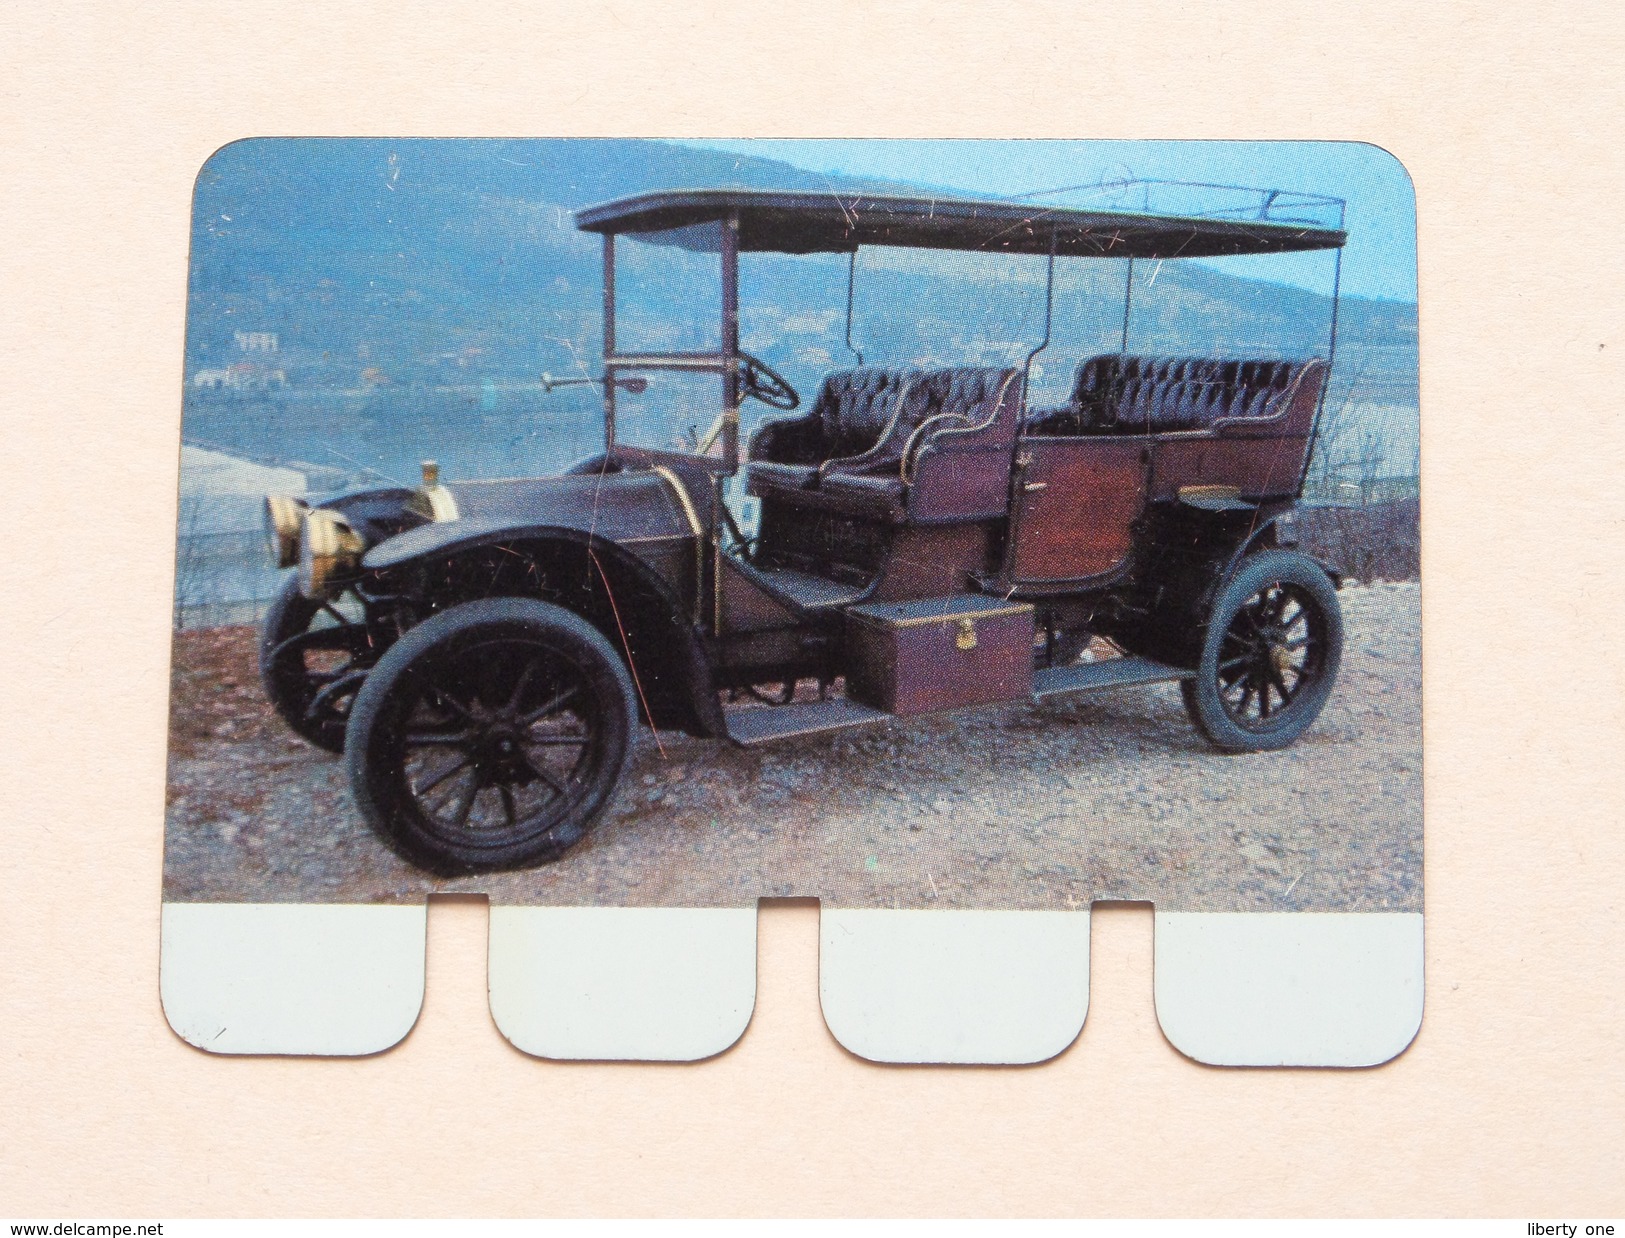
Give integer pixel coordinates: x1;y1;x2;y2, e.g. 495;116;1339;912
1219;507;1342;591
1115;501;1300;665
1147;510;1339;662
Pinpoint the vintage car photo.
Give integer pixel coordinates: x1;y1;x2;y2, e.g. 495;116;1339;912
165;139;1421;912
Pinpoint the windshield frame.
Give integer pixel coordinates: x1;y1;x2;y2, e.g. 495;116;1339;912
601;213;742;475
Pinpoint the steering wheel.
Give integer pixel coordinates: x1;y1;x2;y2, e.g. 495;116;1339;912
737;351;799;410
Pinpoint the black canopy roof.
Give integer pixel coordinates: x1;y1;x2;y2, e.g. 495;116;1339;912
575;189;1346;259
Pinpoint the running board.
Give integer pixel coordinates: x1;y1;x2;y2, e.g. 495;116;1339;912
1032;656;1191;699
727;658;1189;743
724;698;892;747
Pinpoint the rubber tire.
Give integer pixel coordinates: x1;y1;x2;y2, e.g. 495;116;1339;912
259;576;355;753
1181;549;1343;753
344;597;637;874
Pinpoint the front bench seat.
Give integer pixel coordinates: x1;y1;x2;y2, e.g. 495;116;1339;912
746;368;918;496
821;366;1023;521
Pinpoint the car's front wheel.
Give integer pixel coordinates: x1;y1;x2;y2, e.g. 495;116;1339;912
1181;549;1343;752
344;597;636;874
259;576;379;753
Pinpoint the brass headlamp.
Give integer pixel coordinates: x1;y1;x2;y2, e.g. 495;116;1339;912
298;508;365;600
264;494;310;569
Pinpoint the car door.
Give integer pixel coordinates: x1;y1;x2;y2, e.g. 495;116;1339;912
1003;435;1149;585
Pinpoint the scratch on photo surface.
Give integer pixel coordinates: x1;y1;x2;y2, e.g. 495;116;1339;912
818;173;858;231
588;546;667;758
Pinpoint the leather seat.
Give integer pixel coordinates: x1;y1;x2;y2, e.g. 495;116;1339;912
746;368;918;498
754;365;1019;522
818;471;905;506
909;367;1018;433
746;460;821;491
1026;354;1313;436
821;366;1013;479
820;366;1020;519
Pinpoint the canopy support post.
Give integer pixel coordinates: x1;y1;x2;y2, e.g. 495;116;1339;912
844;249;863;365
1298;245;1345;499
1324;244;1344;374
602;233;616;454
1119;257;1135;355
720;210;741;472
1021;230;1058;417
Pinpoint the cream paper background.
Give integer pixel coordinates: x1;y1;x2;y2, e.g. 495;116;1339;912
2;1;1620;1217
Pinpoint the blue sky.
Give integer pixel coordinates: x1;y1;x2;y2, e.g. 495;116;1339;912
671;139;1417;304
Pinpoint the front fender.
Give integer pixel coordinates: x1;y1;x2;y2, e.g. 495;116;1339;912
361;522;724;738
311;485;419;546
362;516;571;570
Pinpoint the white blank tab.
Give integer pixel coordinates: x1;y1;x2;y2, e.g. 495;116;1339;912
488;905;757;1061
819;908;1090;1064
1154;911;1424;1066
160;902;427;1056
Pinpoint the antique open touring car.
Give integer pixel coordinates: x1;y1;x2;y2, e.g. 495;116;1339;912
258;185;1351;873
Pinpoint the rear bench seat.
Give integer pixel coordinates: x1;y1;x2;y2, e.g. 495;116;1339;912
1028;354;1318;436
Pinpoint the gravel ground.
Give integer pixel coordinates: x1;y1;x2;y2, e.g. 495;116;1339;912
162;582;1422;912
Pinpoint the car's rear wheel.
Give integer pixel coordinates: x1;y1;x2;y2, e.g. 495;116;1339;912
344;597;636;874
259;576;378;753
1181;550;1342;752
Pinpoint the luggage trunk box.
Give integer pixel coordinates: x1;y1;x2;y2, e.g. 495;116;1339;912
844;594;1035;716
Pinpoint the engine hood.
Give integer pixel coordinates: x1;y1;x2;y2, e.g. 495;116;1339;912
362;469;704;570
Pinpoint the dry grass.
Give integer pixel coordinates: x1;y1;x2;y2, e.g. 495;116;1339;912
166;625;288;761
1300;498;1420;583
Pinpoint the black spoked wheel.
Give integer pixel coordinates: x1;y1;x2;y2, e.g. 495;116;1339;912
1181;549;1343;752
259;576;379;753
345;597;636;874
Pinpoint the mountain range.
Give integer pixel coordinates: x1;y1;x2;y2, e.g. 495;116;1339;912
185;138;1418;415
